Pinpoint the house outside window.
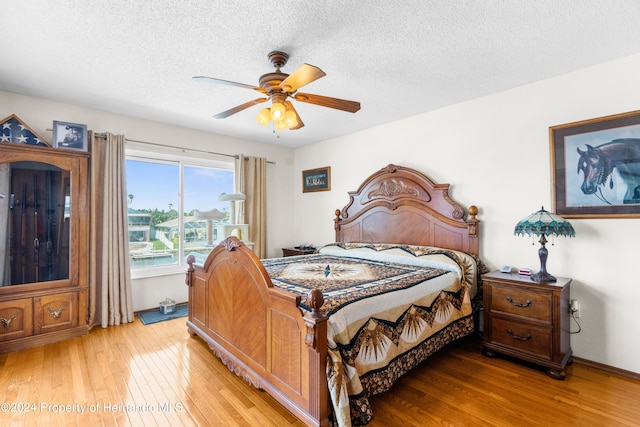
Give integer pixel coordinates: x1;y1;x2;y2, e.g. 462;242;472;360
125;152;233;277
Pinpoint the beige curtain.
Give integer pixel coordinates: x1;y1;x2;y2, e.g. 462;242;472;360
235;155;267;258
88;132;134;328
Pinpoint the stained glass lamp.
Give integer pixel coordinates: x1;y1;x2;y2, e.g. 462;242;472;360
514;206;575;282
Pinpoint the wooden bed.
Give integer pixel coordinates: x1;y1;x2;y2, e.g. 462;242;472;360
185;164;480;426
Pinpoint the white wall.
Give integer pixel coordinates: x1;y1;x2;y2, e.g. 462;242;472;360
293;54;640;374
0;91;296;311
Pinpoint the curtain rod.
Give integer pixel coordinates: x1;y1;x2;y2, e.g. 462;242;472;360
93;133;276;165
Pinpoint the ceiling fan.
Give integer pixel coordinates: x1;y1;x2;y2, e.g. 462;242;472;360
193;51;361;131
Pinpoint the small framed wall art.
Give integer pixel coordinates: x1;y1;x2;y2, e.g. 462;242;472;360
52;120;88;151
302;166;331;193
550;109;640;218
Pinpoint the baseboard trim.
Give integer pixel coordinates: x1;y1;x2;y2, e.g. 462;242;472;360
573;356;640;381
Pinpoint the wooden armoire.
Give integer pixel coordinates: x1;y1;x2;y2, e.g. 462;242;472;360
0;143;89;353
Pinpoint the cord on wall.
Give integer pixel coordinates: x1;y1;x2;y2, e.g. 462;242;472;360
570;310;582;334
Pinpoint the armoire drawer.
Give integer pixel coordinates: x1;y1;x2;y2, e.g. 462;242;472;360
0;298;33;342
34;292;78;334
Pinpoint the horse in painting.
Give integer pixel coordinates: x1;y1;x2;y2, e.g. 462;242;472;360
577;138;640;204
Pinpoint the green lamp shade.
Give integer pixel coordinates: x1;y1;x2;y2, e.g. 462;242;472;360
514;206;575;238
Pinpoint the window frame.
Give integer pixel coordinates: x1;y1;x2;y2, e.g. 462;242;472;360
126;148;234;279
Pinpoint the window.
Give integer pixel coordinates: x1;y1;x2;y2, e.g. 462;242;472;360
126;153;233;277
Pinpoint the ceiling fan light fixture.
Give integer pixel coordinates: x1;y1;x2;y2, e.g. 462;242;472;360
256;108;271;125
195;51;360;132
270;102;286;122
284;110;298;128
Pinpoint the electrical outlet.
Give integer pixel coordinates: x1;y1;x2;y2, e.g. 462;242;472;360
570;299;580;318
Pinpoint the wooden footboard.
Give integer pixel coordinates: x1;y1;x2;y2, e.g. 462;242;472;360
186;237;330;427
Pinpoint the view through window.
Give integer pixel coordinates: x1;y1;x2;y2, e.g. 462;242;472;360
126;157;233;273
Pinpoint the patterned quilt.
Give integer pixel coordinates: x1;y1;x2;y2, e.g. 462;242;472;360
263;243;484;426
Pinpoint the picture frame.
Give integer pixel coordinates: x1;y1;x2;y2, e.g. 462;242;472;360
302;166;331;193
550;109;640;218
52;120;87;151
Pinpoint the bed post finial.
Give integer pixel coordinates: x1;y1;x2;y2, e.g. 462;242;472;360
307;288;325;318
185;255;195;287
467;205;479;238
304;289;327;350
468;205;478;219
334;209;342;234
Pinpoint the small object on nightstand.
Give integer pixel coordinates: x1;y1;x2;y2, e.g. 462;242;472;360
481;270;572;380
500;265;512;273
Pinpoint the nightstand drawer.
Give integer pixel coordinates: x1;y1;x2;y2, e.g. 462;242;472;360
490;317;552;361
490;285;551;323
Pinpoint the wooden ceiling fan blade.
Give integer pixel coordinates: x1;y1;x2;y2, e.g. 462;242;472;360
193;76;267;94
214;98;268;119
293;92;361;113
279;64;326;93
284;101;304;130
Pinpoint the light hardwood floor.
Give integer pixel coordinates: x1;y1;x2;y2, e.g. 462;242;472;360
1;315;639;427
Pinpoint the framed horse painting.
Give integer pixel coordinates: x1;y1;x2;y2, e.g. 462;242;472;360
551;109;640;218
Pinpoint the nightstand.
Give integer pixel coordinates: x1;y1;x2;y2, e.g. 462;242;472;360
481;271;572;380
281;247;316;257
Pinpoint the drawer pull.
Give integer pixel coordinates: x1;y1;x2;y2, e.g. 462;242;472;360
507;329;532;341
506;296;531;308
0;314;17;329
48;304;67;319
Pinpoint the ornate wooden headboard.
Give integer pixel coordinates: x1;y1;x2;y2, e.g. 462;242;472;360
334;164;479;255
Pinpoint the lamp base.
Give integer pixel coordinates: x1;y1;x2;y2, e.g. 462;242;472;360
531;271;557;283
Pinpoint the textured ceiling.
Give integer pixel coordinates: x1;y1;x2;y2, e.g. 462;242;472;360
2;1;640;148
